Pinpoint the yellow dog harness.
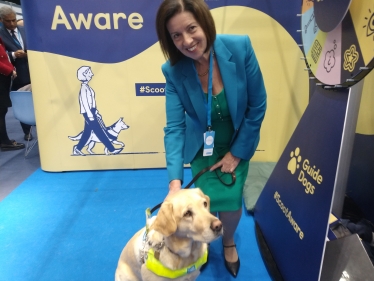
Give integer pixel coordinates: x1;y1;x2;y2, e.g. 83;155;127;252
145;248;208;279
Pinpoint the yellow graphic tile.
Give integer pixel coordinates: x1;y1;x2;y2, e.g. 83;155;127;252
350;0;374;66
306;30;328;74
343;45;359;72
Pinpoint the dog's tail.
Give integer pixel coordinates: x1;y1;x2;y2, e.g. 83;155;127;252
68;132;83;141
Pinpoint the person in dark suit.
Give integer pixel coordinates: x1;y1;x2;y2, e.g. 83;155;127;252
0;36;24;151
156;0;267;277
0;6;32;141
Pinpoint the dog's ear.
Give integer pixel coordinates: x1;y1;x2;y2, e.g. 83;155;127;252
194;188;211;209
151;202;177;237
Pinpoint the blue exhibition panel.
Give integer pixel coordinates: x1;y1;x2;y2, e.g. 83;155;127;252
255;87;349;281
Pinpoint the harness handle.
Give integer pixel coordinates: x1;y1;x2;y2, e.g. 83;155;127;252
150;164;236;214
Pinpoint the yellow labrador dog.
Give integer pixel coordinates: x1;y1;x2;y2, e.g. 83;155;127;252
115;188;223;281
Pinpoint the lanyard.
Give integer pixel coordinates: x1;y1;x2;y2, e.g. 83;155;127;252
206;48;214;131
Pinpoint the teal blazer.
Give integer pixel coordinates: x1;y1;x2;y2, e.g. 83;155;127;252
162;34;267;182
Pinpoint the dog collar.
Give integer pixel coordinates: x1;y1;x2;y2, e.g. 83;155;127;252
145;248;208;279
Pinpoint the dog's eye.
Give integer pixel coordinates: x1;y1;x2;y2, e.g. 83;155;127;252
203;201;208;208
184;210;192;217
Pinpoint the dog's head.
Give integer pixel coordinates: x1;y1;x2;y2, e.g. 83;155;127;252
149;188;222;245
114;117;130;131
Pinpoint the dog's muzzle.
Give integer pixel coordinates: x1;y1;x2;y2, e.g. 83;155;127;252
211;219;223;235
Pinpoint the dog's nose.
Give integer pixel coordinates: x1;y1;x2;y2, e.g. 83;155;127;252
211;220;222;233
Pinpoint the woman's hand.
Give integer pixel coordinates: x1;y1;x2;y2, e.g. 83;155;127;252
168;179;182;196
11;70;17;79
209;151;240;173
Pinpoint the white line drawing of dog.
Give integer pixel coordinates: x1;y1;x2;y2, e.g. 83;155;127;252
69;117;130;155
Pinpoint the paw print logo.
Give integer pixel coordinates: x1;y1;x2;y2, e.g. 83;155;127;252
288;147;302;175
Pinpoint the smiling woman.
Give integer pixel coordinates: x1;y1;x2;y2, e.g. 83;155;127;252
155;0;267;278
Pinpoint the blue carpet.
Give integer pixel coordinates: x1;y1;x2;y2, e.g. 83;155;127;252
0;168;271;281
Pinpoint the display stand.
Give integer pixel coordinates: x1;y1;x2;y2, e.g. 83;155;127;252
331;80;363;217
321;234;374;281
254;1;374;279
254;83;372;281
255;85;350;281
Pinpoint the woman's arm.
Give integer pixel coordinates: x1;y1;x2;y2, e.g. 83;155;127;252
162;63;186;190
230;36;267;161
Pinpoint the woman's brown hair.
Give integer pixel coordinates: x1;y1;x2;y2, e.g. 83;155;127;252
156;0;216;65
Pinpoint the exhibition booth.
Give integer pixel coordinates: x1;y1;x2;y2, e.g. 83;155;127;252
13;0;374;280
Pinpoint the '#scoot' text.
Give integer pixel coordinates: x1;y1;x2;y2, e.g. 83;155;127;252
274;191;304;240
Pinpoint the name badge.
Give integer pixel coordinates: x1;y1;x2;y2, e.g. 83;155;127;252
203;130;215;156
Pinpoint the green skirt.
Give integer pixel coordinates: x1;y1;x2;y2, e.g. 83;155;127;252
191;147;249;212
190;89;249;212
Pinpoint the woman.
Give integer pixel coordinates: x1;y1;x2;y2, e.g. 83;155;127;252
156;0;267;277
0;36;24;151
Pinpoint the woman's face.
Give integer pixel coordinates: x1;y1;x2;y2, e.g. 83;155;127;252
166;11;208;62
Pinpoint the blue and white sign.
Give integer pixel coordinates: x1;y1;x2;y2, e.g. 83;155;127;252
255;87;349;281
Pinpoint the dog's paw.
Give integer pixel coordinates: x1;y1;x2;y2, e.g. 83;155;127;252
147;229;164;250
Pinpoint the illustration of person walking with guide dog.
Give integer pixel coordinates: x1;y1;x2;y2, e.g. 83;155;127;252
71;66;124;156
